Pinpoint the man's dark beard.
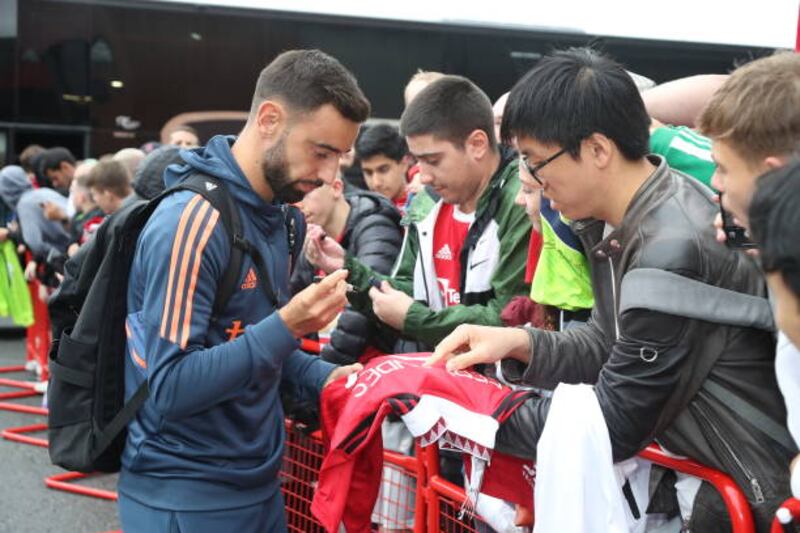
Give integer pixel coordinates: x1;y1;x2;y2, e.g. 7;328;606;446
261;134;323;203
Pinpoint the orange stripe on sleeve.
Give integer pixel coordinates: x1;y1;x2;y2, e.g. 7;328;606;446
161;195;203;338
179;208;220;349
169;200;212;343
131;348;147;369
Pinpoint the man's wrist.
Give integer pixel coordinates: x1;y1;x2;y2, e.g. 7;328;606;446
510;327;533;364
277;307;301;339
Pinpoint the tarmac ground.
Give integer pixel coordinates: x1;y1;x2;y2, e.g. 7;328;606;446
0;332;120;533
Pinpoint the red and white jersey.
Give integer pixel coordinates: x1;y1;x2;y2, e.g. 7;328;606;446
432;204;474;307
312;353;536;533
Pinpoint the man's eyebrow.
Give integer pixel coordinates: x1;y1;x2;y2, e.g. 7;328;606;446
313;142;346;154
411;151;442;159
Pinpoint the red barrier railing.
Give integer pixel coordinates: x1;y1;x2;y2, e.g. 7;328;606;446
0;402;47;415
26;278;51;382
0;364;40;401
422;444;500;533
2;422;48;447
280;420;426;532
44;472;118;501
771;497;800;532
639;444;755;533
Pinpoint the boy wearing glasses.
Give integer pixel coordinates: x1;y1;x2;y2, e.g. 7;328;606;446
427;48;793;530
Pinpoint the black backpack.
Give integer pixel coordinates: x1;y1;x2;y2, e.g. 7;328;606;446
47;173;301;473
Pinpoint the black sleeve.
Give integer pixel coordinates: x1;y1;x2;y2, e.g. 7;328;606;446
322;211;403;364
595;308;692;462
495;308;692;463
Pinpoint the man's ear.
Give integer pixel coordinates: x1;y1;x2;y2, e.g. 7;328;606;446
465;129;490;159
255;100;287;138
763;155;785;171
584;133;614;169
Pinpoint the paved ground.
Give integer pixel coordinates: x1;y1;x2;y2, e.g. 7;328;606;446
0;333;120;533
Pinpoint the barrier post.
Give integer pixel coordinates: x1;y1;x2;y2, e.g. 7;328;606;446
771;497;800;533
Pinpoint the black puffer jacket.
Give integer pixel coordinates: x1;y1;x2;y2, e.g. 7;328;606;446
497;156;794;531
291;191;402;364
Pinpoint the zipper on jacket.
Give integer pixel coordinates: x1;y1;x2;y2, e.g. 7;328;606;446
694;403;765;503
415;224;432;305
608;257;620;340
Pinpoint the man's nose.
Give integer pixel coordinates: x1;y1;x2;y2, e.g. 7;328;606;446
319;158;339;185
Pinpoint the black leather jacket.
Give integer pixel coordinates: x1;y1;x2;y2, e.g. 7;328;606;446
291;191;402;364
497;156;794;531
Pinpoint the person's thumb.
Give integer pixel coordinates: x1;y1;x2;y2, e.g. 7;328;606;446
317;269;349;290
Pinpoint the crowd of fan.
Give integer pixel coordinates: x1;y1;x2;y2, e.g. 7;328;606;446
3;46;800;532
0;127;200;292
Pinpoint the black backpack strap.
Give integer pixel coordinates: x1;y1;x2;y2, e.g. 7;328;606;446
92;382;149;464
166;173;251;315
172;173;287;309
283;204;305;276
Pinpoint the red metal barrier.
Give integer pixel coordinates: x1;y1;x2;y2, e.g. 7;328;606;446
2;422;48;447
0;364;39;399
44;472;118;501
771;497;800;533
0;388;37;401
0;402;47;415
280;420;426;532
422;445;498;532
25;278;50;382
639;444;755;533
376;447;425;532
0;377;37;389
299;338;322;354
280;421;326;532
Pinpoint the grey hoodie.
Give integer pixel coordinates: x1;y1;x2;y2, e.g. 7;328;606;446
0;165;70;257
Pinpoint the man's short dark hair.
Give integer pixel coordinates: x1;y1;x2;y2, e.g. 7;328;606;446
40;147;76;172
86;160;132;198
749;161;800;298
250;49;370;123
400;75;497;150
355;124;408;162
501;47;650;160
19;145;44;173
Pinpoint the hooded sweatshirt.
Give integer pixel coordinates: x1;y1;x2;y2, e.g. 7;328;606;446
119;135;336;511
0;165;70;258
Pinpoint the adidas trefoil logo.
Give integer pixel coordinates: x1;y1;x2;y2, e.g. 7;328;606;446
241;268;258;290
205;181;218;191
435;244;453;261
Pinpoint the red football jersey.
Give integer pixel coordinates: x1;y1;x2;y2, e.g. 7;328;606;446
312;353;536;533
432;204;474;307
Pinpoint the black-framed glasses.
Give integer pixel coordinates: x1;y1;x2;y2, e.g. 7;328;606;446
522;148;568;185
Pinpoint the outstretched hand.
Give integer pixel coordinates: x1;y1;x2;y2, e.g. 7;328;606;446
425;324;531;371
279;269;349;338
323;362;363;388
368;281;414;331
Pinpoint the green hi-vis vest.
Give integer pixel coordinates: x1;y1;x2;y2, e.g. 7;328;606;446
0;241;33;326
531;197;593;311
